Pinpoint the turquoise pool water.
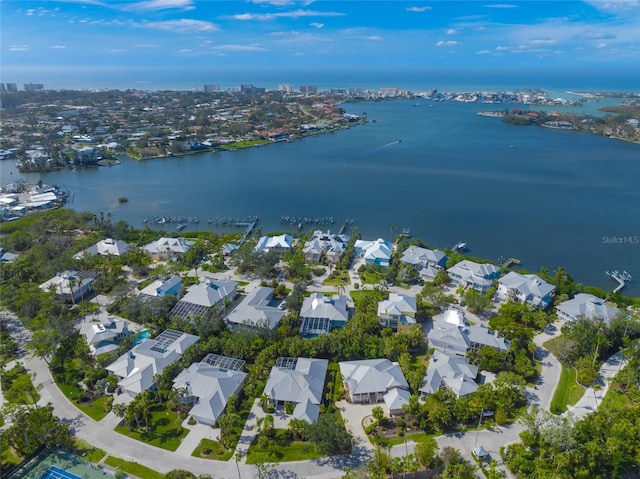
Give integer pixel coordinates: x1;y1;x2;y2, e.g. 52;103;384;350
133;329;150;345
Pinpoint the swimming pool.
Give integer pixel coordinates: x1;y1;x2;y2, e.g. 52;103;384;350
133;329;150;344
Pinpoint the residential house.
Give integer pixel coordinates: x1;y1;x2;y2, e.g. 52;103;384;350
254;234;293;253
80;317;133;356
299;293;349;337
497;272;555;308
378;293;417;333
400;245;448;281
39;270;94;303
354;238;393;267
74;238;129;259
303;230;349;264
143;237;194;261
339;359;410;415
107;329;199;397
169;278;237;320
556;293;621;325
172;354;247;426
428;316;510;357
263;357;328;423
447;260;500;293
225;286;286;331
139;275;183;299
420;350;479;398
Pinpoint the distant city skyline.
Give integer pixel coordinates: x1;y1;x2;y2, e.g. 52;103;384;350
2;1;639;91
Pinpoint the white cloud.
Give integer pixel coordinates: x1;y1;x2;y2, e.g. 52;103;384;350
597;42;607;48
476;49;492;54
123;0;195;12
577;30;615;40
135;19;219;33
436;40;460;47
406;6;431;12
134;43;159;48
26;9;35;16
212;44;268;52
446;29;458;35
49;45;67;49
483;4;518;8
310;22;324;29
250;0;294;5
496;46;511;51
365;36;383;41
9;45;30;51
530;38;556;45
270;30;301;36
227;9;345;20
583;1;640;13
178;48;192;53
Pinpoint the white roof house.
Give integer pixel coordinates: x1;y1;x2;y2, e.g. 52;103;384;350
143;237;194;260
225;286;285;330
400;245;448;270
378;293;417;331
299;292;349;336
173;354;247;426
139;275;183;298
556;293;621;325
79;317;133;356
303;230;349;264
39;270;94;303
339;359;409;412
169;278;237;320
420;350;479;398
428;319;510;357
74;238;129;259
263;357;328;422
355;238;393;267
497;272;555;308
254;234;293;253
447;260;501;293
107;329;199;397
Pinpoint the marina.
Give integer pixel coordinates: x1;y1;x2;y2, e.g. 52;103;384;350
605;270;632;293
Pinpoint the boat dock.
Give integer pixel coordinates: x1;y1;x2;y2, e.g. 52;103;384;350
503;257;521;268
605;270;631;293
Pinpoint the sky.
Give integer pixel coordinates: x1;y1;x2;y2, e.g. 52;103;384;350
1;0;639;90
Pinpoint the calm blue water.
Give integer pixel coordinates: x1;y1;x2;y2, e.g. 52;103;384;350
2;99;639;296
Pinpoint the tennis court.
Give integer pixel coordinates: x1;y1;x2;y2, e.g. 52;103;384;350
39;465;83;479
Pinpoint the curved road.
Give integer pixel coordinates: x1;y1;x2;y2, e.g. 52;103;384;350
4;308;622;479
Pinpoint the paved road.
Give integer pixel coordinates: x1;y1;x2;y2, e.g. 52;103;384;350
2;301;620;479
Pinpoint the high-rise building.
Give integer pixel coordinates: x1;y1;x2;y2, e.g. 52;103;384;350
240;84;265;94
378;87;398;97
299;85;317;95
24;83;45;91
6;83;18;92
0;84;5;92
278;84;294;94
204;84;219;92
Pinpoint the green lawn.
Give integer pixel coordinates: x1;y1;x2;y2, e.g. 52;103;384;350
114;404;188;451
246;429;323;464
550;366;585;414
55;380;109;421
191;438;233;460
104;456;164;479
359;270;385;285
323;271;351;286
74;439;107;463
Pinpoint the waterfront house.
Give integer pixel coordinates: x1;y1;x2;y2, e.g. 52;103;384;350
447;260;500;293
74;238;129;259
172;354;247;426
378;293;417;333
143;237;194;261
302;230;349;264
169;278;237;320
354;238;393;268
263;357;328;423
428;319;510;357
420;350;478;398
39;270;94;303
339;359;410;415
139;275;183;299
79;316;133;356
299;292;349;337
225;286;285;331
107;329;199;398
496;272;555;308
400;245;448;281
555;293;621;325
254;234;293;254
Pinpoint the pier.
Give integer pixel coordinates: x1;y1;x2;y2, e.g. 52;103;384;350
503;258;521;268
605;270;631;293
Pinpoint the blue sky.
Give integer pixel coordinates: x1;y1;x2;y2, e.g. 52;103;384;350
2;0;639;89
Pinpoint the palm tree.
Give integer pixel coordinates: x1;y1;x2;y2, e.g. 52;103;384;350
113;403;128;428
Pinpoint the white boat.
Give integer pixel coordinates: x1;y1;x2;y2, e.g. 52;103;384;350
454;242;467;252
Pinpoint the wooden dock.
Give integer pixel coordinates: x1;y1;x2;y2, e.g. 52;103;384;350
502;258;521;268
